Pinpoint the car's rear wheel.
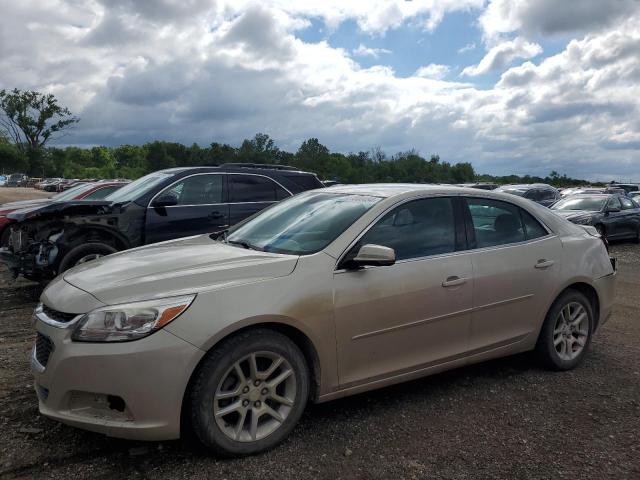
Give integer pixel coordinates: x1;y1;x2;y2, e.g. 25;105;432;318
189;329;309;457
536;289;593;370
58;242;118;273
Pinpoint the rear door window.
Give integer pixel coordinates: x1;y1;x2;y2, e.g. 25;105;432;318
466;198;526;248
521;210;548;239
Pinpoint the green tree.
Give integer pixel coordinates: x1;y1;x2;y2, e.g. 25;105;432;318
0;89;79;175
296;138;330;175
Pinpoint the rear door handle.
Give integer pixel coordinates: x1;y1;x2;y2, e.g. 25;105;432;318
209;211;225;219
442;276;467;287
535;259;555;269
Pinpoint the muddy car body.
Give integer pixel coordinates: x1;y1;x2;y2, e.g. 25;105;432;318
1;165;323;280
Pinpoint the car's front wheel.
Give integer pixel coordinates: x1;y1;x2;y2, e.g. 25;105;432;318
536;289;593;370
189;329;309;457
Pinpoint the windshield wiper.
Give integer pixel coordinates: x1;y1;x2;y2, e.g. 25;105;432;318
227;239;263;251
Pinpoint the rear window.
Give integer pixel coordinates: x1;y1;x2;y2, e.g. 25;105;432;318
283;174;323;192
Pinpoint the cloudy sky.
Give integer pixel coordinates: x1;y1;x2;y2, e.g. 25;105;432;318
1;0;639;180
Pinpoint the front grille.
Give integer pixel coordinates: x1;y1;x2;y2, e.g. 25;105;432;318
35;333;53;368
42;304;77;323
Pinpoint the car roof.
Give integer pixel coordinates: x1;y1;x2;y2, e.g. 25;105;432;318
497;183;555;190
156;165;316;176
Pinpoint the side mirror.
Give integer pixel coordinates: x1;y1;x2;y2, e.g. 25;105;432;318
606;207;620;214
152;194;178;208
350;244;396;268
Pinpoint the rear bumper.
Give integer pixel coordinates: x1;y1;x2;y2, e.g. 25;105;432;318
594;271;616;330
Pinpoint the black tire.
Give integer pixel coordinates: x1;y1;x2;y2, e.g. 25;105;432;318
58;242;118;273
189;329;309;457
535;289;594;370
0;228;10;248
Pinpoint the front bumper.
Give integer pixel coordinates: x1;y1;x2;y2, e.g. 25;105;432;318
32;315;205;441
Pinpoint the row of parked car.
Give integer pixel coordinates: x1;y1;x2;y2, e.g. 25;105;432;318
18;168;618;456
1;170;638;281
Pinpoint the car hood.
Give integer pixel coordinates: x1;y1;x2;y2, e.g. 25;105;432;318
7;200;112;221
63;234;299;305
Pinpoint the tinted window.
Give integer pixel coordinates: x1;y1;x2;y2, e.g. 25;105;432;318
83;186;120;200
466;198;526;248
355;197;456;261
162;174;223;205
229;175;289;202
620;197;636;210
607;197;622;210
521;210;547;239
539;189;557;201
283;174;323;191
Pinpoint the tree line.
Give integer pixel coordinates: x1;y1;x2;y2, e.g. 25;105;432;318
0;88;592;187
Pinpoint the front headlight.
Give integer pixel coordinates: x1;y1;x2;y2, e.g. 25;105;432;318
72;295;195;342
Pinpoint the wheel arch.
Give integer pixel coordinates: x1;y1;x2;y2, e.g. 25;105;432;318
179;319;323;438
542;281;601;336
61;225;131;251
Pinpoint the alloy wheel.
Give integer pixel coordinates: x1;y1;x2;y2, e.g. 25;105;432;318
553;302;589;361
76;253;103;265
213;351;297;442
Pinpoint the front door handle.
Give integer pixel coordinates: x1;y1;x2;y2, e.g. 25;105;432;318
442;276;467;287
535;259;555;269
209;211;225;220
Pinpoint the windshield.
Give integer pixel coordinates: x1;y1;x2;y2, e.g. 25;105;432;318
51;183;93;201
498;188;526;197
226;192;381;255
551;196;607;212
105;171;173;203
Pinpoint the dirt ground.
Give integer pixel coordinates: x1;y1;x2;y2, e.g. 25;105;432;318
0;191;638;479
0;188;52;204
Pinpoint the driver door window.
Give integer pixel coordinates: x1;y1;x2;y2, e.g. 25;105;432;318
353;197;456;261
162;174;223;205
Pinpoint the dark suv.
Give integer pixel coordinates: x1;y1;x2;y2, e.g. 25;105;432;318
1;164;323;280
495;184;561;207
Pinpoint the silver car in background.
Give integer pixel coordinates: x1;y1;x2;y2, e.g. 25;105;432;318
31;184;615;456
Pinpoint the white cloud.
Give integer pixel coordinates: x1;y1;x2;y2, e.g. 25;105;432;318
457;42;476;54
1;0;640;180
352;43;391;59
415;64;450;80
462;37;542;76
480;0;639;40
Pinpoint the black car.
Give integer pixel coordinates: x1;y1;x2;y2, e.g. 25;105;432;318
5;173;28;187
551;194;640;242
1;164;323;280
495;183;561;207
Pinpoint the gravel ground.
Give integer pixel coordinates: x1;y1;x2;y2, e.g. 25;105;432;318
0;188;52;204
0;244;638;479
